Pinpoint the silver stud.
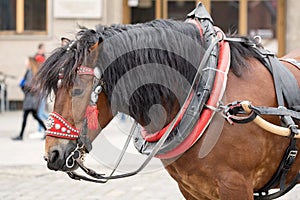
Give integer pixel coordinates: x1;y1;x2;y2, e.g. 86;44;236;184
55;124;61;130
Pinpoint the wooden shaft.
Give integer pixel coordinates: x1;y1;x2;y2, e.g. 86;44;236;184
240;101;300;138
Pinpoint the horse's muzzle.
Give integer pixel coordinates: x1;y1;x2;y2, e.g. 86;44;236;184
44;144;78;172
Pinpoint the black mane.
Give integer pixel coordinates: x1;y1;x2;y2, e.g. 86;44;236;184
36;27;100;95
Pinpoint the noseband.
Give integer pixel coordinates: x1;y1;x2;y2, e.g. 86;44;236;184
45;112;80;140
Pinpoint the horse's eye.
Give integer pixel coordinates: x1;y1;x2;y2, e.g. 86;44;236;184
71;88;84;96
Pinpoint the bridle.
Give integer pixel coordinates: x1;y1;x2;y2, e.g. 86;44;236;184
45;64;148;183
45;65;104;167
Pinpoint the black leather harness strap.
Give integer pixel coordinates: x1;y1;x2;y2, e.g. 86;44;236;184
251;44;300;108
249;105;300;120
225;37;300;199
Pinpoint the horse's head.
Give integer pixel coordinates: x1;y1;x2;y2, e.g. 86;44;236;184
46;67;113;171
37;30;113;171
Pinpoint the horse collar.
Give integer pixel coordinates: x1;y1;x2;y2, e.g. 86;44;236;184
133;12;230;159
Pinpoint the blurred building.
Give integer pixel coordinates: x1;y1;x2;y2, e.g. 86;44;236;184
0;0;298;109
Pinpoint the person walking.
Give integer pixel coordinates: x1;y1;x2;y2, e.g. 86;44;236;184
12;57;46;140
33;43;48;138
34;43;46;64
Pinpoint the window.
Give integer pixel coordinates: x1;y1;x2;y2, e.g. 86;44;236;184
123;0;285;55
0;0;47;34
211;1;239;33
129;0;198;23
210;0;283;55
248;1;277;39
131;0;156;23
167;1;196;20
0;0;16;31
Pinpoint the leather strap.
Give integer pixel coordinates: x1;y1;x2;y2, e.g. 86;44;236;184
249;105;300;120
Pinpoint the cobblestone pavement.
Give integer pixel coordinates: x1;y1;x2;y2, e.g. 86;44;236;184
0;165;183;200
0;111;300;200
0;111;184;200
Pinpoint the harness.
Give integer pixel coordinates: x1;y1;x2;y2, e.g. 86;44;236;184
222;38;300;199
44;2;300;198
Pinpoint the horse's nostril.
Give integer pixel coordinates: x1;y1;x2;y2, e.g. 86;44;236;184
49;150;60;163
44;155;48;162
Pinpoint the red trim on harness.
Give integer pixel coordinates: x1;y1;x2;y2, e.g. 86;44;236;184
156;27;231;159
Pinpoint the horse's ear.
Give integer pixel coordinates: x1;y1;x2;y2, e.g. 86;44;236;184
98;37;103;44
89;37;103;51
61;37;71;45
90;41;99;51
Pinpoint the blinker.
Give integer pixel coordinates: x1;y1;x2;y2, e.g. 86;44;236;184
94;67;101;79
90;86;102;104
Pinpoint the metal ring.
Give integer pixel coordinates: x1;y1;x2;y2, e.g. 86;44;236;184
253;36;262;44
66;152;75;168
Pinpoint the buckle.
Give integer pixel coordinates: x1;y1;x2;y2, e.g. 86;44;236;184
287;150;298;160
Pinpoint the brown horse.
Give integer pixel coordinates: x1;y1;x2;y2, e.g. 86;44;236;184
37;5;300;200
